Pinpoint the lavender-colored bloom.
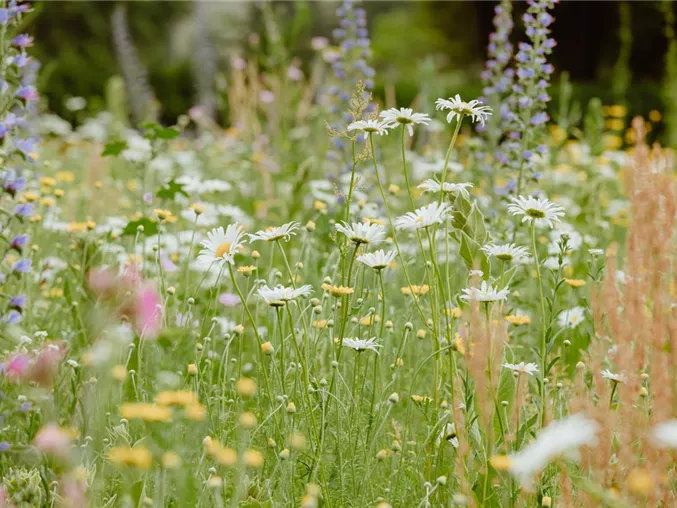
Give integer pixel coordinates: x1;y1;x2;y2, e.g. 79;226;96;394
12;259;31;273
14;202;33;217
11;34;32;47
5;310;21;324
0;442;9;452
9;294;26;311
16;84;38;101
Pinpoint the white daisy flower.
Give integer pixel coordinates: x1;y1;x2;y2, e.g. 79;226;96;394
418;179;473;198
347;119;391;136
342;337;381;353
503;362;539;376
482;243;529;263
601;369;626;384
257;284;313;307
249;221;300;243
436;423;459;448
197;224;246;266
335;221;386;246
507;195;565;229
379;108;431;136
557;306;585;329
504;413;599;488
394;202;451;231
460;281;509;303
435;94;493;126
651;420;677;449
588;248;605;257
357;249;397;271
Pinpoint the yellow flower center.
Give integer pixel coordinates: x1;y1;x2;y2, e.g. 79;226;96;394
215;242;232;258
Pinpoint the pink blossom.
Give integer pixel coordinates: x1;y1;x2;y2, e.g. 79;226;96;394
30;342;66;386
134;286;163;339
87;268;117;297
3;353;30;380
33;423;72;459
219;293;240;307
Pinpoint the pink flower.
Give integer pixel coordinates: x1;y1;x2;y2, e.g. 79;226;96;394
33;423;72;459
59;477;89;508
133;286;163;339
30;342;66;387
3;353;30;380
219;293;240;307
87;268;117;297
160;254;177;273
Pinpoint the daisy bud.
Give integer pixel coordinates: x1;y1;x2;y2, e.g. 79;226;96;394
640;373;649;380
233;324;244;335
323;276;332;284
391;440;401;452
436;476;447;486
385;320;393;330
267;437;276;447
111;365;127;381
331;360;339;368
252;250;261;259
191;203;205;215
541;496;552;507
137;225;144;233
639;387;648;397
166;286;176;295
576;361;586;370
404;322;413;331
279;448;290;460
290;433;306;450
388;392;399;404
187;364;198;376
286;402;297;414
416;329;426;339
563;339;571;347
388;184;400;195
376;449;390;460
207;475;223;488
202;436;213;448
187;297;195;305
261;342;274;355
305;220;316;232
313;306;322;314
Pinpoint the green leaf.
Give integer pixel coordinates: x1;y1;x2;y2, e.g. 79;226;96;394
156;179;189;201
465;202;488;243
141;122;180;140
101;141;127;157
155;127;180;140
121;217;159;237
459;231;490;275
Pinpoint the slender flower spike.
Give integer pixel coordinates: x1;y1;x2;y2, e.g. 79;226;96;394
357;249;397;271
248;221;299;243
257;284;313;307
394;202;451;231
435;94;493;125
460;281;509;303
347;119;391;136
379;108;431;136
342;337;381;353
507;195;565;228
197;224;247;266
496;413;600;488
418;179;473;199
335;221;385;246
503;362;539;376
482;243;529;263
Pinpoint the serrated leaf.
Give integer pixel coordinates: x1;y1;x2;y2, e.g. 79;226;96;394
121;217;159;237
101;141;127;157
156;179;189;200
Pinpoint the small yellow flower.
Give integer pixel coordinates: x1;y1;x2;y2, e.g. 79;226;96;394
154;209;173;221
447;307;462;318
359;314;381;326
68;222;88;233
321;283;354;297
235;377;257;398
155;390;198;406
608;104;627;118
237;265;257;275
490;454;511;471
54;189;65;198
190;203;205;215
401;285;429;297
312;319;328;329
261;342;274;355
505;314;531;326
39;176;56;187
206;440;238;466
239;412;257;429
649;110;662;123
108;446;153;470
626;468;654;496
161;451;181;469
56;171;75;183
111;365;127;381
313;200;327;211
362;217;385;226
22;191;39;202
120;403;172;422
40;197;56;207
187;363;198;376
289;433;306;450
306;220;316;232
388;183;400;194
454;334;466;355
564;278;586;288
243;449;264;468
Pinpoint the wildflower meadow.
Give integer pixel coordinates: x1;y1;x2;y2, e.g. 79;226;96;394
3;0;677;506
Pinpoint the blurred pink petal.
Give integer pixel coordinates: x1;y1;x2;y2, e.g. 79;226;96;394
219;293;240;307
160;253;177;273
33;423;72;459
134;286;163;339
3;354;30;380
